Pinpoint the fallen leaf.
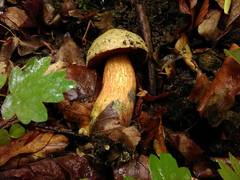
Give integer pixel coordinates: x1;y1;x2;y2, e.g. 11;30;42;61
55;34;85;65
198;44;240;124
114;155;150;180
58;64;101;134
18;36;43;56
2;132;68;169
198;10;222;41
189;71;210;103
179;0;197;15
175;34;199;72
226;0;240;27
22;0;43;26
195;0;209;27
166;131;217;178
138;106;167;152
0;131;68;166
153;119;168;154
0;37;18;86
0;7;35;30
0;154;104;179
43;2;60;25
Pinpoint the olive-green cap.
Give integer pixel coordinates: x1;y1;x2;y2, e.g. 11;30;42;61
86;28;148;67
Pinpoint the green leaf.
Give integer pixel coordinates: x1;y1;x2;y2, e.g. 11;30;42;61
1;56;76;124
217;153;240;180
229;153;240;177
0;74;7;89
9;123;25;139
224;48;240;64
149;153;191;180
124;176;135;180
0;128;10;145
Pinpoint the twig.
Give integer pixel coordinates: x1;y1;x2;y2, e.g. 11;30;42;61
132;0;157;95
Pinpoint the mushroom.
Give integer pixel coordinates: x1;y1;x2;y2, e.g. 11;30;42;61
86;28;148;149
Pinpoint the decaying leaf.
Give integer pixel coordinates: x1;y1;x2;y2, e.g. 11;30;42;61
166;131;217;178
55;34;85;66
58;64;101;135
0;7;34;29
22;0;43;26
0;154;104;179
198;10;222;41
197;44;240;125
215;0;240;27
195;0;209;27
138;106;167;153
178;0;197;15
0;37;18;87
17;36;44;56
114;155;150;180
0;131;68;166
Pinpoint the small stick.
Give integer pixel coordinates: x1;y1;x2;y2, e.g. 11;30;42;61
132;0;157;95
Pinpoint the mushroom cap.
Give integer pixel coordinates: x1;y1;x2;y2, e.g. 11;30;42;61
86;28;148;67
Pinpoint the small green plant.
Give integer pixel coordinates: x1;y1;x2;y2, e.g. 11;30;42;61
217;153;240;180
0;56;76;145
149;153;191;180
224;48;240;64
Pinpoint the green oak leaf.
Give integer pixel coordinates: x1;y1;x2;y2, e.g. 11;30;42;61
0;128;10;145
224;48;240;64
149;153;191;180
9;123;25;139
217;153;240;180
1;56;76;124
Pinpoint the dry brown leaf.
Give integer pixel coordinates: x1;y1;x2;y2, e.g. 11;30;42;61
179;0;197;15
0;37;18;77
198;10;222;41
58;64;101;135
2;134;69;169
227;0;240;27
153;119;167;154
198;44;240;118
0;154;104;179
114;155;150;180
0;131;68;166
0;7;34;29
166;131;216;178
18;36;43;56
189;71;210;103
195;0;209;27
55;35;85;65
138;107;166;151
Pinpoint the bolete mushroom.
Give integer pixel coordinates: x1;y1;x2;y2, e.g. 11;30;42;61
87;28;148;149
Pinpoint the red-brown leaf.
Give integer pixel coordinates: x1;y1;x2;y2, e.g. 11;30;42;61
198;44;240;116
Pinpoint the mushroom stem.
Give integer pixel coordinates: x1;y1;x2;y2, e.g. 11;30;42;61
90;55;136;131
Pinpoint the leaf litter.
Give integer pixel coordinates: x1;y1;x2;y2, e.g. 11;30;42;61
0;0;239;179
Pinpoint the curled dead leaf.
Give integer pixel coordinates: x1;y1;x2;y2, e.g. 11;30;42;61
0;131;68;166
175;34;200;72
